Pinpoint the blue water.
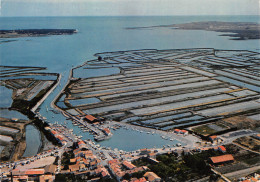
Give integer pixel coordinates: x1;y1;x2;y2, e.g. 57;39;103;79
23;124;42;157
217;76;260;92
68;97;100;106
99;128;181;151
0;109;28;120
0;86;13;108
74;67;121;78
0;16;259;151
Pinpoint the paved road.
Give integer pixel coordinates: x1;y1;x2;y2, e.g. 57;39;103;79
224;165;260;180
211;168;231;182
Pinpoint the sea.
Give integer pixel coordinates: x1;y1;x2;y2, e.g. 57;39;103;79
0;16;259;154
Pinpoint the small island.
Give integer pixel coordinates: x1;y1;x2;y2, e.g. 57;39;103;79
0;29;78;38
127;21;260;40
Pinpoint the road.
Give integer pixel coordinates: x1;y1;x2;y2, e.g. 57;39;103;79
219;129;258;145
224;165;260;180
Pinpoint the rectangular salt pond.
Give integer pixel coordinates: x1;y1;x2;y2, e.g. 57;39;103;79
124;67;181;74
161;120;205;130
79;76;210;96
141;113;191;124
181;66;216;77
76;71;124;82
0;126;19;133
229;90;257;97
0;135;13;142
121;71;192;82
198;100;260;116
74;67;121;79
0;69;41;76
174;115;203;123
77;79;122;88
155;121;174;126
0;75;57;81
198;59;228;66
121;116;140;123
100;79;221;100
157;80;219;92
0;109;28;120
217;76;260;93
125;68;182;77
206;56;248;66
131;94;232;115
87;76;207;92
227;69;260;80
215;70;260;86
77;74;196;92
85;88;230;114
0;85;13;108
65;109;80;115
248;114;260;120
68;97;100;106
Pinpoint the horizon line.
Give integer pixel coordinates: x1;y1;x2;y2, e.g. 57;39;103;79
1;14;260;18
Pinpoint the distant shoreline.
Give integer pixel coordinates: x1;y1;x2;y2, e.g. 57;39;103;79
126;21;260;40
0;29;78;38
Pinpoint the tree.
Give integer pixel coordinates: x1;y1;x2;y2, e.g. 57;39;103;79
123;173;131;180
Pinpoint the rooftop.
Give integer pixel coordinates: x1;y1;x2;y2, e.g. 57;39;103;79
210;154;234;164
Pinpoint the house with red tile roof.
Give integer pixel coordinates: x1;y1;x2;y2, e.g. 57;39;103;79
218;146;226;153
144;172;161;182
140;149;151;155
69;164;81;172
85;115;97;122
180;130;188;135
123;161;136;170
129;177;147;182
50;130;57;135
174;129;180;134
103;128;112;136
209;154;234;165
209;135;218;142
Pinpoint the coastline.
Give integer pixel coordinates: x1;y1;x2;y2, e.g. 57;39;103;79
0;29;77;38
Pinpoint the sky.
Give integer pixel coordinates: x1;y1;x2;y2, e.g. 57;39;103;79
1;0;259;17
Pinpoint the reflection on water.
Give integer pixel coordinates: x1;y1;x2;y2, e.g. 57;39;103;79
0;109;28;120
0;86;13;108
217;76;260;92
98;128;182;151
74;67;120;78
68;97;100;106
23;124;42;157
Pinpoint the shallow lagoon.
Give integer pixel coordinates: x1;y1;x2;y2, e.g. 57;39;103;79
0;86;13;108
23;125;42;157
0;109;28;120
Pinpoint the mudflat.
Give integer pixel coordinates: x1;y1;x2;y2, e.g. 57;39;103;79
127;21;260;40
